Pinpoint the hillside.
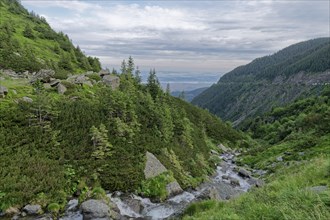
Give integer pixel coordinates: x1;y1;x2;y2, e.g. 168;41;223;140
0;57;249;213
183;88;330;220
0;0;101;74
192;38;330;125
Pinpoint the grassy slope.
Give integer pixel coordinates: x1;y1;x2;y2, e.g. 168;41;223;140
183;91;330;219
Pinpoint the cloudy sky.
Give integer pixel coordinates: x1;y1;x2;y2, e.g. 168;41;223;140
21;0;329;90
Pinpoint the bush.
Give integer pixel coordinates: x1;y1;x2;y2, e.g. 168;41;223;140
88;73;101;82
54;70;69;80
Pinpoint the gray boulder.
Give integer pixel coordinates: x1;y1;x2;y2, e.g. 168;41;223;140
247;177;264;188
21;96;33;103
31;69;55;83
238;168;251;178
166;181;183;197
276;156;283;162
57;83;67;95
144;152;167;179
50;79;60;87
308;185;328;193
102;75;120;90
0;85;8;98
99;69;111;76
23;204;42;215
80;199;111;220
229;177;240;187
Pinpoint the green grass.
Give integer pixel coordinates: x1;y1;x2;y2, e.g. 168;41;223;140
183;157;330;220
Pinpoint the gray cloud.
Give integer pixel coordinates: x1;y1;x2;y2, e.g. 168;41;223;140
22;0;329;75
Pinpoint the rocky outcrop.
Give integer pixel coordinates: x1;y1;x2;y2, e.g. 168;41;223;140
144;152;167;179
23;204;42;215
102;75;120;90
31;69;55;83
80;199;111;220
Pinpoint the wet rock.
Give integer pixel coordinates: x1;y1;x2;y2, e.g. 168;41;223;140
229;177;240;187
23;204;42;215
80;199;111;220
238;168;251;178
166;181;183;197
124;198;143;214
222;175;229;180
57;83;67;95
144;152;167;179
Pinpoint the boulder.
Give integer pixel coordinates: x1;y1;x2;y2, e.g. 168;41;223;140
144;152;167;179
99;69;111;76
80;199;111;220
57;83;67;95
0;85;8;98
23;204;42;215
210;150;218;155
238;168;251;178
43;83;51;89
21;96;33;103
199;186;221;200
229;177;240;187
50;79;61;87
247;177;264;188
102;75;120;90
4;207;20;216
123;197;143;214
166;181;183;197
31;69;55;83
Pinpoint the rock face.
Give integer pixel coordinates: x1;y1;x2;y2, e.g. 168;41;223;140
80;199;111;220
166;181;183;197
23;204;42;215
102;75;120;90
144;152;167;179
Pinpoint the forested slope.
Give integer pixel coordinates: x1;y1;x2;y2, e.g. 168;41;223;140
192;38;330;125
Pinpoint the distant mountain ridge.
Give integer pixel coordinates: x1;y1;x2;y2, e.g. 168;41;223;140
192;38;330;125
171;87;208;102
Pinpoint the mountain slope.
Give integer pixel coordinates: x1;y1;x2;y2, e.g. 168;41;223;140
183;87;330;220
171;87;208;102
192;38;330;125
0;0;101;73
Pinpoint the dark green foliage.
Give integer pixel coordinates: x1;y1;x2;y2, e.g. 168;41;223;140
0;59;247;210
23;24;35;39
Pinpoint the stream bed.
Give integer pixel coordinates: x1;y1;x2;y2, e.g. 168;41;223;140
58;151;262;220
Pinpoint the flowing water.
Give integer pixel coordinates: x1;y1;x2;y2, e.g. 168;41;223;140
57;151;257;220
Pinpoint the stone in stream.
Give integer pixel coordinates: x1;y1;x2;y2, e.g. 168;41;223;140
80;199;111;220
238;168;251;178
229;177;240;187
